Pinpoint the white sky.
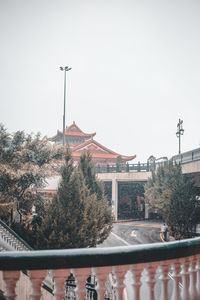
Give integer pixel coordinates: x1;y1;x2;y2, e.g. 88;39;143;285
0;0;200;162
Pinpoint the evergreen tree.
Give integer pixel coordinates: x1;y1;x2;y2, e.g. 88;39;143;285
78;153;104;201
116;156;123;172
145;162;198;239
39;152;113;249
78;153;113;239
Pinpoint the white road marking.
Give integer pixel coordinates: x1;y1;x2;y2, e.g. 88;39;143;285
130;230;137;237
111;232;131;246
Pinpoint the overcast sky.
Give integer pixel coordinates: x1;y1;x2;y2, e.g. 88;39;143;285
0;0;200;162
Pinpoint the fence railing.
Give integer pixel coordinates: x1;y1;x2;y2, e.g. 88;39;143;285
95;162;155;173
1;237;200;299
96;149;200;174
171;148;200;165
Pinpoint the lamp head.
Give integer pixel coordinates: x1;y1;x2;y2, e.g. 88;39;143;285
60;66;72;71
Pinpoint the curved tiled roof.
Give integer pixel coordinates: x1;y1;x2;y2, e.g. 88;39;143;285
51;122;96;141
65;122;96;137
51;122;136;162
72;139;136;161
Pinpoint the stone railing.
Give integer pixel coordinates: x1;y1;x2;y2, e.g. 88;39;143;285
0;220;31;252
1;238;200;299
95;162;154;173
171;148;200;165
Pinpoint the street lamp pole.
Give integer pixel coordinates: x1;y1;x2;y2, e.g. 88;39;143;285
60;66;72;146
176;119;184;154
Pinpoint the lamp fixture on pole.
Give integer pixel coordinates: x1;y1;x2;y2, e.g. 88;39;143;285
176;119;184;154
60;66;72;146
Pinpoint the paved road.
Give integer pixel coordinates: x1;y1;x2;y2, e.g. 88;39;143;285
98;220;162;248
97;220;174;299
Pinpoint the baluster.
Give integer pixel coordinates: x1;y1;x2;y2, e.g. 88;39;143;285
180;257;190;300
189;256;198;300
29;270;47;300
196;255;200;296
72;267;91;300
113;265;129;300
171;259;181;300
159;260;171;300
146;262;158;300
52;269;69;300
130;263;144;300
93;266;112;299
3;270;20;300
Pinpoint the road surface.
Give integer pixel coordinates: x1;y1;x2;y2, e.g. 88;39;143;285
98;220;162;248
97;220;174;299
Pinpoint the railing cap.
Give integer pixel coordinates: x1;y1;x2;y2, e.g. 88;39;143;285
1;237;200;270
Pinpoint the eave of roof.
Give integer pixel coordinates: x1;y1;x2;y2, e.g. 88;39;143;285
52;129;96;139
65;122;96;137
72;151;136;161
72;139;136;161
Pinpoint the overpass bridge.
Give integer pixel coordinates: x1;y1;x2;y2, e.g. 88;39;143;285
171;148;200;186
97;171;152;221
42;148;200;221
97;147;200;221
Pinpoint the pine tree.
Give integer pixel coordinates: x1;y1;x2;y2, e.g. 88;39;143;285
79;153;103;200
145;162;198;239
39;152;113;249
78;153;113;239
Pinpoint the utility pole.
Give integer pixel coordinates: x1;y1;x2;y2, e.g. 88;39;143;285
176;119;184;154
60;66;72;146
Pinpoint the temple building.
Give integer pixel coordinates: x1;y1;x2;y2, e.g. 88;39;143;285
51;121;136;166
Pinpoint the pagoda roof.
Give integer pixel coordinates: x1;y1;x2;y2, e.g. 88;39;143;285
52;122;96;140
72;139;136;161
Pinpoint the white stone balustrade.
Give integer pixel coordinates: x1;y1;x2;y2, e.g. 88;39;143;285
0;220;31;252
1;238;200;299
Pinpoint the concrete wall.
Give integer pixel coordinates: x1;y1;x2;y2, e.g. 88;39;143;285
97;172;152;182
97;172;152;220
182;160;200;174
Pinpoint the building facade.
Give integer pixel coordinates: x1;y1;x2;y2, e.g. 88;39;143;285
51;121;136;166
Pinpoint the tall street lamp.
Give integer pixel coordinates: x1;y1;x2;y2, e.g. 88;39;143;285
60;66;72;146
176;119;184;154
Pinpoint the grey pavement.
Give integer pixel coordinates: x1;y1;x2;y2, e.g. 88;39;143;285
98;219;163;248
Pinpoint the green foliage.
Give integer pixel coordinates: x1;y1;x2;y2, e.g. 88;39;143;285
104;181;112;202
145;162;198;239
78;153;113;235
78;153;104;201
0;123;60;221
116;156;123;172
11;215;43;249
0;125;112;249
38;152;113;249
